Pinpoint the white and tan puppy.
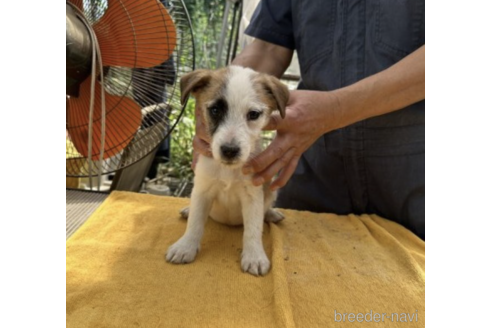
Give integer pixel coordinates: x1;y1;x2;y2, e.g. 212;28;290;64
166;66;289;276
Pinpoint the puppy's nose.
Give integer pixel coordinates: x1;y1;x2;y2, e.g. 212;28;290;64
220;145;240;160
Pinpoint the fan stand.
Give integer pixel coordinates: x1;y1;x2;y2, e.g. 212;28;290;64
109;147;160;192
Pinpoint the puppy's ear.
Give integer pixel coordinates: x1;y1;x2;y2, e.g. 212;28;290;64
258;74;290;119
180;69;213;104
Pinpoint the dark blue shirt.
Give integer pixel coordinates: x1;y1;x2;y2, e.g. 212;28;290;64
245;0;425;240
245;0;425;126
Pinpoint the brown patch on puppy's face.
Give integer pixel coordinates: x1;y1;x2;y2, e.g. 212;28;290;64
180;68;229;138
251;73;289;119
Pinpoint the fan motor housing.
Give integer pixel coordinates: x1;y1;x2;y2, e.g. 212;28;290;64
66;4;92;97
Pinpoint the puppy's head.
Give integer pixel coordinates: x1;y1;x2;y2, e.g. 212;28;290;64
181;66;289;167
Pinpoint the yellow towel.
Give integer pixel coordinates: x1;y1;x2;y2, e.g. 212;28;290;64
67;191;424;328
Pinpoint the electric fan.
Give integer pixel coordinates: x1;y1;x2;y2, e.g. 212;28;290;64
66;0;195;190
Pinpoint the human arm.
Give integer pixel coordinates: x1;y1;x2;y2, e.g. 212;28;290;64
231;39;293;78
243;45;426;190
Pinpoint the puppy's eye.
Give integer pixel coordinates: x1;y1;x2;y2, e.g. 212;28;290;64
209;107;220;117
247;111;261;121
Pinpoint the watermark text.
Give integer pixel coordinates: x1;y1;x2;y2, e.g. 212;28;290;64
334;310;419;323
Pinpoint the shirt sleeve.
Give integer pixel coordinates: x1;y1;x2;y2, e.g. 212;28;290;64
244;0;295;49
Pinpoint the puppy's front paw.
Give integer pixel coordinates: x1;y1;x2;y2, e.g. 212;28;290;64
166;238;200;264
241;250;271;276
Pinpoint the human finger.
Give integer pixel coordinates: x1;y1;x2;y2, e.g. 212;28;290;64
191;151;199;171
251;147;296;186
262;112;283;131
242;137;290;175
192;135;212;157
270;155;300;191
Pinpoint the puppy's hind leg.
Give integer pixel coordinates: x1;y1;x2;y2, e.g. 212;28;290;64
179;206;190;219
166;191;213;264
264;208;284;223
263;186;283;223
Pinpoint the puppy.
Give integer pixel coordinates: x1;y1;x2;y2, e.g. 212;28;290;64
165;66;289;276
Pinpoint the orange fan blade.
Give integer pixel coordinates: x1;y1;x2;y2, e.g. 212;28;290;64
69;0;177;68
67;78;142;160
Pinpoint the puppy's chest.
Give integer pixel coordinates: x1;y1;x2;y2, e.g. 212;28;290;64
197;158;250;193
210;168;248;193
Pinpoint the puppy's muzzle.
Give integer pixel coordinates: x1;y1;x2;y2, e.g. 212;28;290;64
220;144;241;162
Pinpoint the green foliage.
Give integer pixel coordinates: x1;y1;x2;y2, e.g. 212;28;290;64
162;0;230;181
161;98;196;181
183;0;228;69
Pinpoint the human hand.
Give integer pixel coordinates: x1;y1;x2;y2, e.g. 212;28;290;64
191;105;212;171
242;90;342;190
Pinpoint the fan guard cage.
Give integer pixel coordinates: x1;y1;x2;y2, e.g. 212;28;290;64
66;0;195;177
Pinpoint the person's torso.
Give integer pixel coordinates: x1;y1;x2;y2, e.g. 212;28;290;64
291;0;425;128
